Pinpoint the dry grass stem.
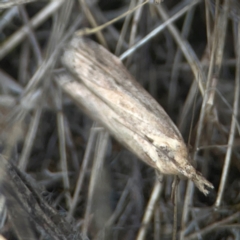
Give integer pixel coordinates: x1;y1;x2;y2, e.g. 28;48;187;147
136;180;162;240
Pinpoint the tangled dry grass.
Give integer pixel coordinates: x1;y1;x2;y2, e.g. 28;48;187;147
0;0;239;239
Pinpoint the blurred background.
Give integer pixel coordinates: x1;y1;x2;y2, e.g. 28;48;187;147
0;0;240;239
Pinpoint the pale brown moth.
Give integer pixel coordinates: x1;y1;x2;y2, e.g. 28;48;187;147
60;37;214;195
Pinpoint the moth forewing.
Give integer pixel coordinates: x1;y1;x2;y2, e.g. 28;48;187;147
61;36;214;195
62;38;183;140
57;73;159;169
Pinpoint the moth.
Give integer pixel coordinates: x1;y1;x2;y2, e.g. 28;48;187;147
60;36;213;195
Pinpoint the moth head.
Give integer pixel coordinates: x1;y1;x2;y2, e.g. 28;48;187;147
153;138;189;175
154;139;213;195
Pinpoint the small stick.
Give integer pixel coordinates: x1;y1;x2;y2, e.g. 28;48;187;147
75;0;163;37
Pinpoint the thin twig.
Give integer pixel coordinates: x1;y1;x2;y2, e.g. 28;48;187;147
0;0;64;60
215;20;240;207
136;179;162;240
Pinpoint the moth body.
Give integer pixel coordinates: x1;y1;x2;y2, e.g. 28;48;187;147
61;37;214;195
